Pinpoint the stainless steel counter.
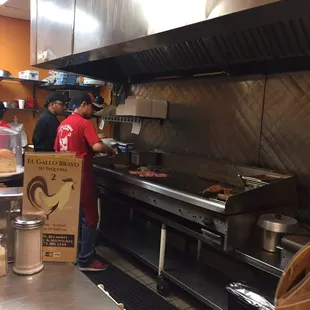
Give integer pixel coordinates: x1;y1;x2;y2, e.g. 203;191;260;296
233;245;283;277
0;263;121;310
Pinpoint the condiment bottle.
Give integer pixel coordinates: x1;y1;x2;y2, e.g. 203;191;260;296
13;215;45;275
0;233;8;277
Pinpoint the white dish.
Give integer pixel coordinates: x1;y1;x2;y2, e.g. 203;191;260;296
0;166;24;178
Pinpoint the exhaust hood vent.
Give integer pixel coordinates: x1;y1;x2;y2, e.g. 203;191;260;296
39;0;310;82
109;16;310;81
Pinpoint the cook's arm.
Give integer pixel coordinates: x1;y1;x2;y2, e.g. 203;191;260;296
83;121;114;155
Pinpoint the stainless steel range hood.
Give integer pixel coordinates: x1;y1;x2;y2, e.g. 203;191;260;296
34;0;310;82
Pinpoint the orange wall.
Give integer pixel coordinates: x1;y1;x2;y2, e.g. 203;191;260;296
0;16;49;141
0;16;112;143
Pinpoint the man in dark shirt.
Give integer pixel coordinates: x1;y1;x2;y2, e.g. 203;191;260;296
0;102;10;129
32;92;68;152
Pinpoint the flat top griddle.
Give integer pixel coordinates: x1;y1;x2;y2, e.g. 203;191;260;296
94;163;296;215
104;166;243;200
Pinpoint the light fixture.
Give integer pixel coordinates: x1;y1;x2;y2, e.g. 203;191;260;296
0;0;8;5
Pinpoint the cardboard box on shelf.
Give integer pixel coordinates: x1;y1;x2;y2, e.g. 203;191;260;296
19;70;39;80
125;97;152;117
22;153;82;263
116;104;126;115
151;99;168;119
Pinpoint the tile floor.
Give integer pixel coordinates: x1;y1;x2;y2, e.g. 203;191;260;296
96;245;209;310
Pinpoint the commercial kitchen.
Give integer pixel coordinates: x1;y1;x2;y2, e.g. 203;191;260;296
1;0;310;309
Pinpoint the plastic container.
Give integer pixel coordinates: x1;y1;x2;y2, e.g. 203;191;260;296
18;99;25;109
0;127;23;176
19;70;39;80
0;233;8;277
13;215;45;275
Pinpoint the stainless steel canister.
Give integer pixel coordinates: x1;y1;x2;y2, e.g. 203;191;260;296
257;214;298;252
13;215;45;275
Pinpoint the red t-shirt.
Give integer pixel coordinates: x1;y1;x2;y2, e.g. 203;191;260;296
54;113;101;170
0;121;11;128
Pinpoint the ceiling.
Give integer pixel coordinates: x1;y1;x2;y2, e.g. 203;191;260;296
0;0;30;21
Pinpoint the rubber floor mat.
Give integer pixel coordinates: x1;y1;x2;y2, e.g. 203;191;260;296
83;262;178;310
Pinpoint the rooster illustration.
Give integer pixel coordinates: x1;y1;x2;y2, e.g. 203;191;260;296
27;176;75;219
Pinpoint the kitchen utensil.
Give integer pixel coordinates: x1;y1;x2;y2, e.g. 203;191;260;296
238;174;247;187
0;70;12;78
257;214;298;252
239;175;268;188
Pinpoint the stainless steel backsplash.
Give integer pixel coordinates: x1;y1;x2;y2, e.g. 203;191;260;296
119;71;310;214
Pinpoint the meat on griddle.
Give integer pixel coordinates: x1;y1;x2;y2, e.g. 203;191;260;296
202;184;233;198
223;188;233;194
113;164;130;169
217;193;233;201
129;171;168;178
203;184;224;195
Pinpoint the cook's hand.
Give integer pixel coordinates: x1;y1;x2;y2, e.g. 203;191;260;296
109;147;117;157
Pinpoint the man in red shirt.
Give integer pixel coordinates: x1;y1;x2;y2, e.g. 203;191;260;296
0;102;10;128
54;91;114;271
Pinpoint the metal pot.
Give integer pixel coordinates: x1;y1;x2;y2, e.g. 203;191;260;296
257;214;298;252
0;69;12;78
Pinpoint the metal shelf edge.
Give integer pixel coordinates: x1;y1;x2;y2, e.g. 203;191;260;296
0;77;46;84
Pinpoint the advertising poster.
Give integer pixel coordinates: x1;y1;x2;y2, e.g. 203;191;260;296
22;153;82;262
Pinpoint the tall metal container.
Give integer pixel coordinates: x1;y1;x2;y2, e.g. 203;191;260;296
0;188;23;262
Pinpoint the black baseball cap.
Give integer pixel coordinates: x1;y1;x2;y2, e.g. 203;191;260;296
0;102;5;112
70;91;92;108
45;91;70;107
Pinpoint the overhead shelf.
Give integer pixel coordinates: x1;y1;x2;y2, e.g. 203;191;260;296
5;109;164;123
39;84;101;92
6;108;73;118
6;108;43;112
0;76;46;85
95;115;165;124
6;108;44;118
